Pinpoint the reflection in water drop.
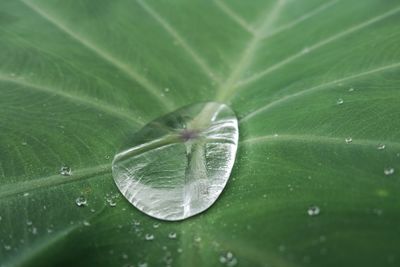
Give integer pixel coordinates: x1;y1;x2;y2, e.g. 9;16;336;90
377;144;386;150
145;233;155;241
112;102;238;221
345;137;353;144
384;168;395;176
75;196;87;207
307;205;320;216
168;232;177;239
60;165;72;176
219;251;238;266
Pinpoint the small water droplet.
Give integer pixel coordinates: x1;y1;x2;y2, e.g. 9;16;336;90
384;168;395;176
75;196;87;207
336;98;344;105
26;220;33;226
122;253;128;259
112;102;238;221
4;245;12;251
21;141;28;146
307;205;320;216
60;165;72;176
83;220;91;226
106;197;117;207
23;192;29;197
164;87;170;93
32;227;38;235
219;251;238;266
145;233;154;241
138;263;148;267
105;155;110;160
168;232;177;239
153;222;160;228
177;248;183;253
377;144;386;150
194;236;202;242
348;87;354;92
373;208;383;216
345;137;353;144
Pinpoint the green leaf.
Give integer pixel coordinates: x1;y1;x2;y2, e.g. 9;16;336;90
1;0;399;266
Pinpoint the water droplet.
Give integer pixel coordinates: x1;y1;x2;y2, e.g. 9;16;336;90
164;87;170;93
105;155;110;160
348;87;354;92
112;102;239;221
60;165;72;176
21;141;28;146
32;227;38;235
145;233;154;240
194;236;202;242
384;168;395;176
168;232;177;239
345;137;353;144
4;245;11;251
138;263;148;267
106;198;117;207
219;251;238;266
23;192;29;197
75;196;87;207
153;222;160;228
177;248;183;253
377;144;386;150
336;98;344;105
307;205;320;216
122;253;128;259
26;220;33;226
83;220;91;226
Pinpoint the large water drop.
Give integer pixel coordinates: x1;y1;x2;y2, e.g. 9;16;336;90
112;102;238;221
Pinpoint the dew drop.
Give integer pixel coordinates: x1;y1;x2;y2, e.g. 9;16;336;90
168;232;177;239
4;245;12;251
384;168;395;176
60;165;72;176
307;205;320;216
112;102;239;221
145;233;154;240
345;137;353;144
75;196;87;207
31;227;38;235
377;144;386;150
138;263;148;267
153;222;160;228
336;98;344;105
83;220;91;226
348;87;354;92
106;198;117;207
219;251;238;266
